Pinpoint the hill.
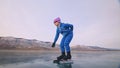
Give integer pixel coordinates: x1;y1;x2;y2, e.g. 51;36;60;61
0;37;119;51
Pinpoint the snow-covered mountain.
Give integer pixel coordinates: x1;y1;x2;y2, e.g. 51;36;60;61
71;45;113;51
0;37;119;51
0;37;53;50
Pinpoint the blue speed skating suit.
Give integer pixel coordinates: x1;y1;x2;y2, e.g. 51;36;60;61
53;23;73;52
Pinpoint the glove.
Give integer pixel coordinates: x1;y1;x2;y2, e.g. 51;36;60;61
51;42;55;48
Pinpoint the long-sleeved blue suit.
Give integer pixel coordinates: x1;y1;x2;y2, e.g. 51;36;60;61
53;23;73;52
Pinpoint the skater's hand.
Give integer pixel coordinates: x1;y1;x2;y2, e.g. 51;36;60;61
51;42;55;48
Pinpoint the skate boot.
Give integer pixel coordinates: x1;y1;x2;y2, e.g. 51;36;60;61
53;52;66;64
57;52;66;61
66;51;72;60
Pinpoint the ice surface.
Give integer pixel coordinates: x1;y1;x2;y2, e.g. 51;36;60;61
0;51;120;68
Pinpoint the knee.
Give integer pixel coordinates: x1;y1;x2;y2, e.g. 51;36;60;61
64;42;69;46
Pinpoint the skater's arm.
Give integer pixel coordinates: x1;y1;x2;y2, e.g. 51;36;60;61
53;28;60;43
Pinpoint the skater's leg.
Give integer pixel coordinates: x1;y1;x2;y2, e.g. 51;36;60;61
64;33;73;59
57;37;66;60
60;37;66;52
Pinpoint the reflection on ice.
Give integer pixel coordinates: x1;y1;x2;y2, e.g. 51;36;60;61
0;51;120;68
57;64;72;68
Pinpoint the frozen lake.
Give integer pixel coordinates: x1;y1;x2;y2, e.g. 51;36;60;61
0;50;120;68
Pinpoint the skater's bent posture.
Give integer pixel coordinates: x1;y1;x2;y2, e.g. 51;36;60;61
52;17;73;61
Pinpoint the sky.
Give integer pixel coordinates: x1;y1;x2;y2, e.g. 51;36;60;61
0;0;120;49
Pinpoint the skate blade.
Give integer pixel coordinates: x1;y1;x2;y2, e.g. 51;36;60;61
59;60;73;64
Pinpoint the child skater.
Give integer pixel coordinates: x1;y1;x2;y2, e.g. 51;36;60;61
52;17;73;62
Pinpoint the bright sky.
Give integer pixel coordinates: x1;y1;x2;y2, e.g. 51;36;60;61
0;0;120;49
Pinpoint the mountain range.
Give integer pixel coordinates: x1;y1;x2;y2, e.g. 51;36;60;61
0;36;119;51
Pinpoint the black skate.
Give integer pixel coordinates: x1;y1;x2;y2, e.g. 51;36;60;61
53;52;66;64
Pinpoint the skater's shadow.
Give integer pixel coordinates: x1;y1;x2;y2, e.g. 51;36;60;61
57;63;72;68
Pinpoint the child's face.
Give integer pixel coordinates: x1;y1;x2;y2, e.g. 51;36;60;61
54;22;60;26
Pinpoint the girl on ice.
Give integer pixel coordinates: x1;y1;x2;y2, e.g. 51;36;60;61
52;17;73;62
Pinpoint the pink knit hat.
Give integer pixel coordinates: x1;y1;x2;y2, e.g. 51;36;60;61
54;17;61;23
